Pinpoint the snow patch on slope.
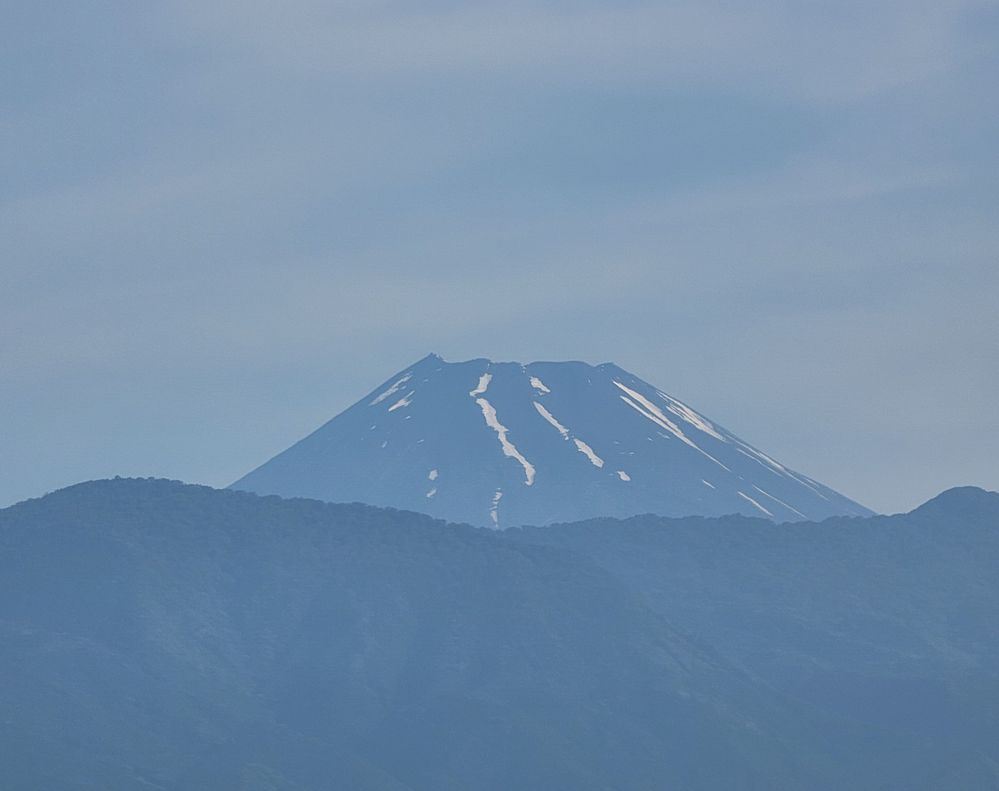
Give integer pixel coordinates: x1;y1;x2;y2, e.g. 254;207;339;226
370;374;412;405
614;382;697;447
530;376;551;394
387;392;414;412
614;383;730;471
752;484;808;520
738;491;774;517
656;391;725;441
474;397;536;486
490;489;503;526
736;444;830;501
469;373;492;397
534;402;569;438
535;401;605;468
573;438;604;468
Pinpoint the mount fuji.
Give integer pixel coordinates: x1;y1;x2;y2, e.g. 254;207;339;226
232;354;872;526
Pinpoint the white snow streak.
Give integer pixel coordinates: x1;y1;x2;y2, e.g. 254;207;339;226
426;488;437;498
533;402;569;438
474;397;536;485
370;374;412;405
387;392;414;411
615;384;731;471
428;469;438;481
469;373;492;396
736;445;790;476
616;470;631;481
737;491;774;517
656;391;725;441
573;438;604;468
702;479;716;489
614;383;694;444
751;485;808;520
735;445;830;501
530;376;551;394
490;490;503;526
534;401;606;469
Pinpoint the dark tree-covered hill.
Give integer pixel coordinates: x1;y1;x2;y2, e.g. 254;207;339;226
1;479;997;790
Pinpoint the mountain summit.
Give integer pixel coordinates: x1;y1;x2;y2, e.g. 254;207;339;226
232;354;871;526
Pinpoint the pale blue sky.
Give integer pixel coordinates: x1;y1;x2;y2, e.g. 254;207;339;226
3;1;997;512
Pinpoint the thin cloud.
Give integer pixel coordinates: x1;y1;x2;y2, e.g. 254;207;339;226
174;0;989;103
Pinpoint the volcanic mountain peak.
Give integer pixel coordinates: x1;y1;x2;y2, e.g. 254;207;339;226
231;354;871;526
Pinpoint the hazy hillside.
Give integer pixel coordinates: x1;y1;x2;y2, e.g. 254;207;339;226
1;479;997;790
511;489;999;788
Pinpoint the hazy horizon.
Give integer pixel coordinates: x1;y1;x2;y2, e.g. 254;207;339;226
4;2;998;513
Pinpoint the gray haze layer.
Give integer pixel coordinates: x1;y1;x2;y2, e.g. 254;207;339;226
2;3;998;511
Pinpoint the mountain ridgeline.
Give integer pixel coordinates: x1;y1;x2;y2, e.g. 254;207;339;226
2;478;997;790
232;354;871;526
